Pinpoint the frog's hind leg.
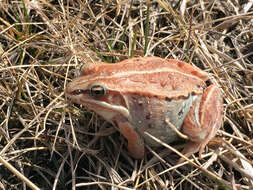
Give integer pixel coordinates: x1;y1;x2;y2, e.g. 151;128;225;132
180;85;223;163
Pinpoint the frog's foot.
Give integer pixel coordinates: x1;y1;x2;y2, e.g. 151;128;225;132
177;141;201;165
180;85;223;163
118;122;145;159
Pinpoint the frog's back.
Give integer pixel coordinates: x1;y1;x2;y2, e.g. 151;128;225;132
81;57;207;100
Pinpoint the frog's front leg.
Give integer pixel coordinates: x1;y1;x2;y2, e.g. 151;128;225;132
118;122;145;159
181;85;223;160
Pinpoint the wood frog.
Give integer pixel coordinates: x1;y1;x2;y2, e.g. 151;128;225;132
65;57;223;160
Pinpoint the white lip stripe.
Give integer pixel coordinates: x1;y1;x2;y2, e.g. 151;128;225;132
77;68;205;84
82;99;130;118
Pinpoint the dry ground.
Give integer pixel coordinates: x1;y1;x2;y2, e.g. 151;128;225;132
0;0;253;189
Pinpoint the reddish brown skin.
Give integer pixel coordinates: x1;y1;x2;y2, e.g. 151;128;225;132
66;56;223;160
74;57;208;100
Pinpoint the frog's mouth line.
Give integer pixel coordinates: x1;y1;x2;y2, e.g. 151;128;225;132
78;98;130;120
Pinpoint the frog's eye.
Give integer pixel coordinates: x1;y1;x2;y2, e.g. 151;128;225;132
89;85;107;98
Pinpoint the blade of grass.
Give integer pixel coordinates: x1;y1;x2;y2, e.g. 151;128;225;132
130;29;137;58
144;0;150;55
0;155;40;190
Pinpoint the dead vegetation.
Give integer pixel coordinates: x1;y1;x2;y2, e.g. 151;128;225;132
0;0;253;189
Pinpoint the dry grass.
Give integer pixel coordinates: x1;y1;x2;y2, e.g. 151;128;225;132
0;0;253;189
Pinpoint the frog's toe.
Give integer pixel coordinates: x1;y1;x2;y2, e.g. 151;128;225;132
177;141;201;164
